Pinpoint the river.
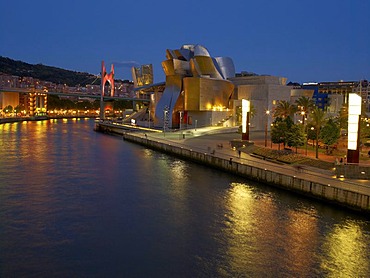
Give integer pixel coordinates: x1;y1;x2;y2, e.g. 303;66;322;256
0;118;369;277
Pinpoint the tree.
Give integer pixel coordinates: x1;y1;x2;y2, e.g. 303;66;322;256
3;105;13;114
309;107;327;158
273;100;297;119
271;118;286;149
360;119;370;143
14;105;21;114
320;118;340;154
271;116;295;149
295;96;315;124
337;103;348;130
286;124;305;152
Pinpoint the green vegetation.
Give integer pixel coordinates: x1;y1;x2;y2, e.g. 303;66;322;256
271;117;305;150
319;118;340;153
0;56;98;86
252;147;334;170
2;105;13;113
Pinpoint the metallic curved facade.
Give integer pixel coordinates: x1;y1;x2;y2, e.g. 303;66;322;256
155;44;235;128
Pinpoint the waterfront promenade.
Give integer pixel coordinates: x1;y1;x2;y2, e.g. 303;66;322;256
133;128;370;189
115;125;370;213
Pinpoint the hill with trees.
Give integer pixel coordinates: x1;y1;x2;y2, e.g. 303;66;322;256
0;56;98;87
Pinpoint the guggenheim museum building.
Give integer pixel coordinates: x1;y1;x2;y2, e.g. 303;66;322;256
129;44;293;132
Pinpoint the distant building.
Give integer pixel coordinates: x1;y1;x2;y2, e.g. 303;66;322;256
228;75;291;131
302;80;370;114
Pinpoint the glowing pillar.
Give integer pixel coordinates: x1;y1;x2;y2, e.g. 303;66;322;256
242;99;250;141
347;93;361;164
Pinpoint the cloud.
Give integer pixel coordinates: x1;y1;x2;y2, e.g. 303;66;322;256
113;61;140;68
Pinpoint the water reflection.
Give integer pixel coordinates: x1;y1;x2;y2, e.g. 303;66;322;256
223;182;278;275
222;182;370;276
321;220;370;277
1;119;370;277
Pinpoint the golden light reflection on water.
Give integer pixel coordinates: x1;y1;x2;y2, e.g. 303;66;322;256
283;207;319;274
321;221;370;277
169;160;189;187
223;182;278;273
223;182;323;275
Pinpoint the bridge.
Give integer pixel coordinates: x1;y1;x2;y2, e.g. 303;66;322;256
0;86;152;118
0;87;151;102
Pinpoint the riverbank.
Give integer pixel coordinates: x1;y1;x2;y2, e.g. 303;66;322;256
94;121;370;214
0;115;96;124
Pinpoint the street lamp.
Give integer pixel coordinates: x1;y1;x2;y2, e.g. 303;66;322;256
179;111;183;130
301;110;305;125
306;126;314;156
265;110;270;147
163;106;169;136
148;109;151;129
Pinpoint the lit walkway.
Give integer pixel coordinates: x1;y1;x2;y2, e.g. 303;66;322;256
135;127;370;196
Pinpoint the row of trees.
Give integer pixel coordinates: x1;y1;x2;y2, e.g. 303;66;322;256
270;96;343;158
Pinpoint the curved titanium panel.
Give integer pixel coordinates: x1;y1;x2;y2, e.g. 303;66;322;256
191;56;223;79
162;59;175;76
214;57;235;79
173;59;190;75
178;48;193;61
155;44;235;128
154;75;182;128
193;45;211;57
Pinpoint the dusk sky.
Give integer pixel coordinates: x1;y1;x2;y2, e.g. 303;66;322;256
1;0;369;84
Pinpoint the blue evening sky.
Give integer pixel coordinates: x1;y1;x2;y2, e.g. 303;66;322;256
0;0;369;84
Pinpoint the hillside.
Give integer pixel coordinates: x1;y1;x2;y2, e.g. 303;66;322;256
0;56;98;87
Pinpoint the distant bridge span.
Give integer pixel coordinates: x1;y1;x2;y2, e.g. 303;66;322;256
0;87;151;102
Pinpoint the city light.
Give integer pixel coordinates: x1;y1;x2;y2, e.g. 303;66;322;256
348;93;361;150
241;99;250;134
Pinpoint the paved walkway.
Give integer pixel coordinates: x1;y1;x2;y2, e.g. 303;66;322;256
136;127;370;196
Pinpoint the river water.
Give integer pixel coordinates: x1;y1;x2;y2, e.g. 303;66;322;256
0;118;369;277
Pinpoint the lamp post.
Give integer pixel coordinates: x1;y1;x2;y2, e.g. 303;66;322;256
301;110;305;125
163;106;169;137
148;109;151;129
270;123;273;148
265;110;270;147
179;111;183;131
306;126;313;156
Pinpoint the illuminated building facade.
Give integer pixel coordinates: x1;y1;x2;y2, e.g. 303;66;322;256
131;64;153;88
229;75;291;131
154;44;235;129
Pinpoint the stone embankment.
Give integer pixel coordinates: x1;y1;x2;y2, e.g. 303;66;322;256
122;132;370;214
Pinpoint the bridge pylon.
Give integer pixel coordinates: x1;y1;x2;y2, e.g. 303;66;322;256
100;61;115;119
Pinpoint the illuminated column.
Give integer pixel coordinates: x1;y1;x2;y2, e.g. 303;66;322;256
347;93;361;164
242;99;250;141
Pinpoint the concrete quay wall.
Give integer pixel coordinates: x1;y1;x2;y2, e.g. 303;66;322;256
123;133;370;214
